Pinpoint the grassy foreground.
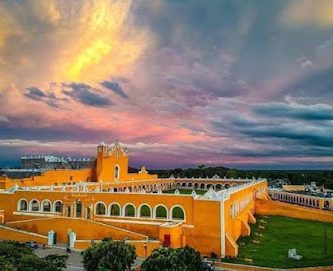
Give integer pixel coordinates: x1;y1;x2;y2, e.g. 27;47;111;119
224;216;333;268
163;189;206;195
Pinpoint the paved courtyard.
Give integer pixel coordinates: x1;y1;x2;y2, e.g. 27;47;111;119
34;246;224;270
35;247;84;271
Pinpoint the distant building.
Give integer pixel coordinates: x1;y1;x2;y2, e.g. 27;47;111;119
21;155;94;170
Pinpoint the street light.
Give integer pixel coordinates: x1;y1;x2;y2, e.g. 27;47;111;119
144;242;147;258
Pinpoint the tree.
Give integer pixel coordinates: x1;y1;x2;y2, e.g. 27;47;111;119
0;241;67;271
175;246;202;271
82;239;136;271
141;246;202;271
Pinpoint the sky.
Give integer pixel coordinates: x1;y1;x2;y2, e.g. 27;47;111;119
0;0;333;169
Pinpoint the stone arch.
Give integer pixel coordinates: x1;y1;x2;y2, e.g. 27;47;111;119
29;199;40;211
17;198;28;211
194;183;199;189
200;183;205;189
95;201;107;215
187;182;192;188
154;204;168;219
109;202;121;216
41;199;52;212
53;200;63;213
324;200;330;209
181;183;186;187
123;203;136;217
215;184;222;190
138;204;152;218
170;205;185;221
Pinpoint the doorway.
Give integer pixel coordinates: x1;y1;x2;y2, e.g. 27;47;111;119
85;207;91;219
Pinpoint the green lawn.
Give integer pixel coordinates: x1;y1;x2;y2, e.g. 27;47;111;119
224;216;333;268
163;189;206;195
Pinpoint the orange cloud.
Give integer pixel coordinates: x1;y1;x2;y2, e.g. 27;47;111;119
0;0;151;90
280;0;333;27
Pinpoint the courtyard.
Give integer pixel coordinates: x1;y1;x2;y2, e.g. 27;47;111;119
163;188;207;195
224;216;333;268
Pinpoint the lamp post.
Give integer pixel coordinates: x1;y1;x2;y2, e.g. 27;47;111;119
144;241;147;258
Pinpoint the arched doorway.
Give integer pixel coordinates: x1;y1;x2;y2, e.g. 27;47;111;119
85;207;91;219
76;201;82;218
66;206;71;217
324;200;330;209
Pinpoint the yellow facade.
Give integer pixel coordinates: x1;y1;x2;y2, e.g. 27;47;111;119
0;142;330;258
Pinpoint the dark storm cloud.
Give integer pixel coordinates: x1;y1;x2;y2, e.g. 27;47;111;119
253;102;333;121
25;87;60;108
63;83;112;107
25;87;47;100
242;126;333;148
100;80;128;99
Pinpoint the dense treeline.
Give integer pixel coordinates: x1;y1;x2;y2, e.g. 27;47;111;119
147;166;333;189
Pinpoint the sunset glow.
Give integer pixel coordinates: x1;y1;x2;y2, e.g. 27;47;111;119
0;0;333;169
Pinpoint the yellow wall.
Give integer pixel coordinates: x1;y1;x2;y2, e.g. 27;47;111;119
0;226;48;244
255;198;333;223
0;168;93;189
7;217;147;243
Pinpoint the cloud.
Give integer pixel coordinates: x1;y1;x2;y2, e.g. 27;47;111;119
0;0;151;90
101;80;128;99
1;1;333;169
253;102;333;121
0;115;8;123
63;83;111;107
280;0;333;27
300;60;313;70
25;87;48;100
317;38;333;53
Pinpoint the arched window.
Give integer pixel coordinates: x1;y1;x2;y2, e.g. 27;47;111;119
324;200;330;209
171;206;185;220
124;204;135;217
54;201;63;213
42;200;51;212
155;205;168;219
18;199;28;211
115;166;120;179
139;204;151;218
194;183;199;189
30;200;40;211
95;202;106;215
215;184;222;190
110;203;120;216
200;183;205;189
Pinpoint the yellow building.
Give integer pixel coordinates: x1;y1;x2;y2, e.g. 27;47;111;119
0;142;331;258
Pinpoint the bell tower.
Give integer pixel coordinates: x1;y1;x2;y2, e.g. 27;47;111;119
95;141;129;182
